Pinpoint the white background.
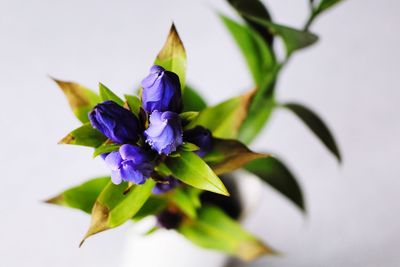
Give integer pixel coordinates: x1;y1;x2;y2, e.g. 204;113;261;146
1;0;399;266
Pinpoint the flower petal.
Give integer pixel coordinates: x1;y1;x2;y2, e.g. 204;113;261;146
104;151;122;170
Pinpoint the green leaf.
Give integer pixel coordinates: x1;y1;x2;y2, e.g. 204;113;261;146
45;177;110;214
282;102;341;162
182;85;207;112
81;179;155;245
243;14;318;56
244;157;305;211
52;78;100;123
220;15;275;86
315;0;343;14
170;188;197;219
180;142;200;152
227;0;274;45
124;94;142;116
180;112;199;125
179;205;276;261
204;138;268;175
165;151;229;196
58;123;106;148
188;90;255;139
133;197;168;221
93;141;120;158
238;67;279;144
154;23;187;90
99;83;124;106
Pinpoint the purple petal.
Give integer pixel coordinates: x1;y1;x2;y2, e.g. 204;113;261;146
104;151;122;170
111;170;122;185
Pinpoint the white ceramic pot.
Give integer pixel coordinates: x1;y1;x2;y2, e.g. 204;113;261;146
120;171;263;267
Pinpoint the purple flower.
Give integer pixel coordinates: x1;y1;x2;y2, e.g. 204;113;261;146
153;176;180;194
183;126;213;157
144;111;183;155
89;101;140;144
141;65;182;113
104;144;154;185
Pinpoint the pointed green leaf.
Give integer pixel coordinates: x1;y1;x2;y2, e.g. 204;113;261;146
52;78;100;123
179;205;276;261
188;90;255;139
154;24;187;90
182;85;207;112
124;94;142;116
81;179;155;244
59;123;106;148
244;156;305;211
242;14;318;56
227;0;274;45
165;151;229;196
220;15;275;86
283;102;341;162
204;138;268;175
45;177;110;214
315;0;343;14
93;141;120;158
99;83;124;106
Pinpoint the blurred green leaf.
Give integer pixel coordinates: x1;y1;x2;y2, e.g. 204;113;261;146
58;123;106;148
188;90;255;139
93;141;120;158
179;205;276;261
204;138;268;175
180;112;199;125
99;83;124;106
165;151;229;196
315;0;343;14
133;196;168;221
180;142;200;152
170;188;197;219
154;24;187;90
243;15;318;56
227;0;274;45
45;177;110;214
282;102;341;162
52;78;100;123
220;15;275;86
81;179;155;245
244;157;305;211
124;94;142;116
182;85;207;112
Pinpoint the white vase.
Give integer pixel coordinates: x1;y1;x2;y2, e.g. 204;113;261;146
120;171;263;267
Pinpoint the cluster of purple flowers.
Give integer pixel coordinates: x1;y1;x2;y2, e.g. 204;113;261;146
89;65;212;193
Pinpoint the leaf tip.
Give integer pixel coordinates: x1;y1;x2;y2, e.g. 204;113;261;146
58;134;74;145
43;194;64;205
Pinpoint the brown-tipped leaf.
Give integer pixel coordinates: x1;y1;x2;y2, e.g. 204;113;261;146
52;78;100;123
179;205;277;261
205;138;269;175
154;24;187;90
81;179;155;244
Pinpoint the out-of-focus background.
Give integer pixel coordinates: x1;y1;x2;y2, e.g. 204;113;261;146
1;0;399;266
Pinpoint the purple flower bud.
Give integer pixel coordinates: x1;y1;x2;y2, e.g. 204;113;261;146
152;176;180;194
183;126;213;157
89;101;140;144
144;111;183;155
104;144;154;185
141;65;182;113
